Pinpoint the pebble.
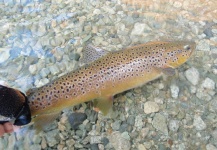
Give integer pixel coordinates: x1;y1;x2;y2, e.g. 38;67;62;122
44;129;60;147
135;115;144;129
131;23;151;35
193;115;207;131
68;113;87;130
152;113;168;135
0;48;10;64
184;67;200;85
111;120;121;130
170;84;179;99
168;120;180;132
121;131;130;140
201;77;215;90
206;144;217;150
144;101;160;114
197;39;211;51
49;65;60;75
28;64;38;74
109;132;131;150
138;144;147;150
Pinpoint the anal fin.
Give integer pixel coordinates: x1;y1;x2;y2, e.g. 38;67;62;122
93;96;113;115
32;112;60;133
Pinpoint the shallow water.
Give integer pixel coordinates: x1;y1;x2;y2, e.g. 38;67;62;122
0;0;217;149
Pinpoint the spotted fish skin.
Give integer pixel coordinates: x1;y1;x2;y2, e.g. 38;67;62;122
27;41;195;128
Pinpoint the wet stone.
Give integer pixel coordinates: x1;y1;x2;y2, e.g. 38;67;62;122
168;120;180;132
193;115;207;131
170;84;179;99
68;113;87;130
119;123;128;133
184;67;200;85
127;115;135;125
109;132;131;150
152;113;168;135
144;101;160;114
90;144;99;150
101;137;109;146
201;77;215;90
111;120;121;130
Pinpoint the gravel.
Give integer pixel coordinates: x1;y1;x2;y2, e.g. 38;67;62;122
0;0;216;149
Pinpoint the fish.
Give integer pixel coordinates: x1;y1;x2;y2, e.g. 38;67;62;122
27;41;196;130
0;85;31;126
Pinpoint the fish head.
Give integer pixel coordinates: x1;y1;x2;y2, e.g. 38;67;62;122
163;41;196;68
0;85;31;126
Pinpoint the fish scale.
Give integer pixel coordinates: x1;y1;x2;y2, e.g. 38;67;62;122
27;41;196;130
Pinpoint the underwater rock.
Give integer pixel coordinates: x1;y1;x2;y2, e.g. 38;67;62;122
68;113;87;130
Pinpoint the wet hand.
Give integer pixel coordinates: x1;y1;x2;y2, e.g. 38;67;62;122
0;122;20;137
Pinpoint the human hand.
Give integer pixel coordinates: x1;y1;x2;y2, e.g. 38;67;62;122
0;122;20;137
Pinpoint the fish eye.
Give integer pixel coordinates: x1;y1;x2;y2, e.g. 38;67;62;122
184;45;191;50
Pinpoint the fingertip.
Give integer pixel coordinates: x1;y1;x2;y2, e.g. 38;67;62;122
0;124;6;137
3;122;14;133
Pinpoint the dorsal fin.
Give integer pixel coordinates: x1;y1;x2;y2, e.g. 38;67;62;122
79;45;109;66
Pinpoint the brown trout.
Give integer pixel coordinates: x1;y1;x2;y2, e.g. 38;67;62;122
27;41;196;130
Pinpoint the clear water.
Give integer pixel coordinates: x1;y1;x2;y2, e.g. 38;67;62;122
0;0;216;149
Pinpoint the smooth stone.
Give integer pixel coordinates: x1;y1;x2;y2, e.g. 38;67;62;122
39;68;50;78
121;132;130;140
109;132;131;150
152;113;168;135
44;129;59;147
144;101;159;114
68;113;87;130
28;64;38;74
203;28;213;38
66;139;76;149
184;67;200;85
193;115;207;131
119;123;128;133
101;137;109;146
49;65;60;75
201;77;215;90
90;144;99;150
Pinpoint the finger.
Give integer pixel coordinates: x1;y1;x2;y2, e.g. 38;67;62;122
0;124;6;137
3;122;14;133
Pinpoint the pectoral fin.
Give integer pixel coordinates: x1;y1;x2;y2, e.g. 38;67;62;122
155;67;176;76
93;96;113;115
32;112;60;132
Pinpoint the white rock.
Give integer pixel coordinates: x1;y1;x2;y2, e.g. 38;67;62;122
29;64;38;74
170;84;179;99
201;78;215;90
193;115;207;131
109;132;131;150
131;23;151;36
144;101;159;114
185;67;200;85
138;144;147;150
168;120;179;132
93;9;101;15
0;48;10;63
206;144;217;150
49;65;60;75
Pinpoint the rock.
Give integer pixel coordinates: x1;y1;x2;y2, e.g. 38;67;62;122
90;144;99;150
111;120;121;130
140;128;149;138
201;77;215;90
206;144;217;150
152;113;168;135
66;139;75;149
131;23;151;36
44;129;59;147
29;64;38;74
127;115;135;125
101;137;109;146
170;84;179;99
193;115;207;131
68;113;87;130
144;101;160;114
90;136;102;144
121;132;130;140
197;39;210;51
168;120;179;132
0;48;10;64
109;132;131;150
119;123;128;133
135;115;144;129
49;65;60;75
39;68;50;78
185;67;200;85
138;144;147;150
